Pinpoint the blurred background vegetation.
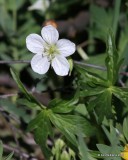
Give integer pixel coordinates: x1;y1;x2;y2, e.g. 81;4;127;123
0;0;128;159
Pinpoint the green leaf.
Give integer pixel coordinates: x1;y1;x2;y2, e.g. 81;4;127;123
75;64;108;87
7;0;25;10
0;1;14;35
10;68;44;109
27;110;53;159
87;53;107;79
97;126;122;160
50;100;76;113
49;98;78;114
17;98;40;109
90;4;113;40
0;141;13;160
28;109;95;157
102;125;120;146
4;152;14;160
96;144;121;160
105;31;121;85
123;117;128;141
80;86;105;97
49;91;79;113
49;113;95;146
78;135;96;160
112;87;128;107
88;89;113;122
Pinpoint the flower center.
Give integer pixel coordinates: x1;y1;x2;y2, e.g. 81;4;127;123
44;44;59;61
49;45;57;55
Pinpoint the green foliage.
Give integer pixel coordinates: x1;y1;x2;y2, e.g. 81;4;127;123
10;28;128;158
50;139;76;160
0;99;32;123
90;4;113;40
78;135;96;160
27;108;95;159
123;117;128;142
10;68;45;109
27;110;53;158
75;31;128;122
11;68;95;159
97;126;122;160
2;1;128;159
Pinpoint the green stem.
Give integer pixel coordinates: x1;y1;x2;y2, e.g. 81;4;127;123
13;1;17;32
88;4;95;54
112;0;121;36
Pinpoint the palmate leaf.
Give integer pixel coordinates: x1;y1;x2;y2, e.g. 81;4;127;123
27;108;95;159
78;135;97;160
75;65;108;87
10;68;44;109
49;99;77;113
49;112;96;146
112;87;128;107
97;126;122;160
79;86;105;97
75;31;125;123
90;4;113;40
27;110;53;159
88;89;113;123
48;91;79;113
123;117;128;141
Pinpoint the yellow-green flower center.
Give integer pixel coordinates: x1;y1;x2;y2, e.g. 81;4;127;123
49;45;57;54
44;44;59;61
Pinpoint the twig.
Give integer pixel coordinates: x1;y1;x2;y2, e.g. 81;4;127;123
77;40;95;48
0;108;20;124
0;59;107;71
119;79;125;87
0;108;22;159
0;109;37;159
3;144;37;160
0;60;30;64
9;123;23;160
0;93;18;98
74;60;107;71
0;86;73;99
112;0;121;36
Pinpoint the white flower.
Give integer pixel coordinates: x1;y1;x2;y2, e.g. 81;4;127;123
28;0;50;12
26;25;76;76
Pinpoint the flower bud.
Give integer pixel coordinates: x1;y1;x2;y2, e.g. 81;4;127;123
60;151;70;160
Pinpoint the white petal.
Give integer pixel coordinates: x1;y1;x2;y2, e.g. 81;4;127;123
51;55;69;76
41;25;59;44
31;54;50;74
28;0;50;12
26;34;44;54
56;39;76;57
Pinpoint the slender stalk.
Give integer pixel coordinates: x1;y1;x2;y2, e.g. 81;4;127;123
74;60;106;71
13;1;17;32
0;60;30;64
0;60;107;71
112;0;121;36
0;93;18;98
0;60;127;75
3;144;37;159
